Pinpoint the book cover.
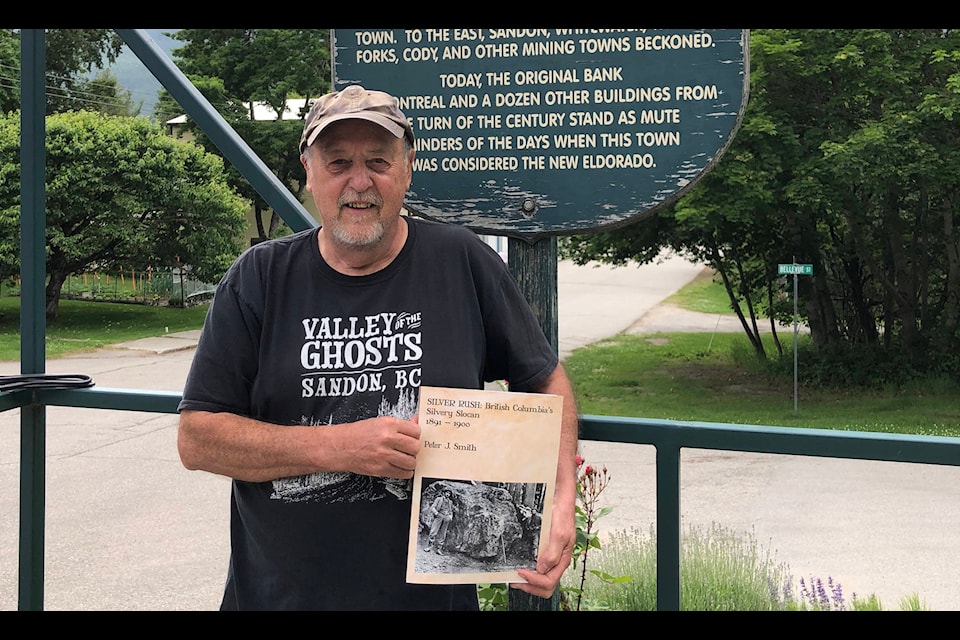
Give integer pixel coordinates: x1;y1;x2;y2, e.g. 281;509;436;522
406;385;563;585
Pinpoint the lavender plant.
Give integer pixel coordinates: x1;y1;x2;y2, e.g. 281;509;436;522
797;576;846;610
787;576;927;611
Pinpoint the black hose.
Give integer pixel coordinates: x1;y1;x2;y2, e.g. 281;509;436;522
0;374;95;392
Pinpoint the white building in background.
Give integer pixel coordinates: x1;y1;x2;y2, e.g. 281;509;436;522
164;98;308;134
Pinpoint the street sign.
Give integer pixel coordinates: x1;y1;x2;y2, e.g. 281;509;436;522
778;263;813;276
331;29;749;240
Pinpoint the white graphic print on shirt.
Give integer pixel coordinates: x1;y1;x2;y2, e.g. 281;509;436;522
270;309;423;504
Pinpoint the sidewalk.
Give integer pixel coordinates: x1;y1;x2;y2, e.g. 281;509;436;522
1;256;958;610
110;329;204;355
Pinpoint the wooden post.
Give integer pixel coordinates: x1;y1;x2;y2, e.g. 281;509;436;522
507;236;558;351
506;235;560;612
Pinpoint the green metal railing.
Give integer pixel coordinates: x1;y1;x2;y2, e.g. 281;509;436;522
579;414;960;610
10;381;960;610
9;29;960;612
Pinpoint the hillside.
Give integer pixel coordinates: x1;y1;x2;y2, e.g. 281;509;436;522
108;29;180;119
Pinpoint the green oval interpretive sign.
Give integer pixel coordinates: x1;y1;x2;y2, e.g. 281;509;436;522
332;29;749;240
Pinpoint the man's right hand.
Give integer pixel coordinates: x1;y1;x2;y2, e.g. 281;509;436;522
332;416;421;478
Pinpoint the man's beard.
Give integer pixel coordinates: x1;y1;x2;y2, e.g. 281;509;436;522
330;217;385;248
331;190;385;248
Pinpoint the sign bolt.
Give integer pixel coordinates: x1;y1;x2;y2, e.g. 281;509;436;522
520;199;538;217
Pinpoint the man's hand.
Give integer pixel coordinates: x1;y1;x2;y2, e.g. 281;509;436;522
512;498;575;599
511;363;579;600
335;416;421;478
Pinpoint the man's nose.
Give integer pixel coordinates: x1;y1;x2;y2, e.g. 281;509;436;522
345;163;374;190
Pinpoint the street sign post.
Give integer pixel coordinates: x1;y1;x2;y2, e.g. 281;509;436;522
778;262;813;414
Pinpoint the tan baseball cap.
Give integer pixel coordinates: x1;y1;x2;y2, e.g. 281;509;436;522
299;85;414;154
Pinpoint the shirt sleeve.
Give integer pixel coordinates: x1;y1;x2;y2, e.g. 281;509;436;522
177;261;264;417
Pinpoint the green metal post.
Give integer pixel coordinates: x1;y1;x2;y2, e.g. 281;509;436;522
19;28;47;612
656;443;682;610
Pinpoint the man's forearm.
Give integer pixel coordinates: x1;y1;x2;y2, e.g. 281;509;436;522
178;410;332;482
533;364;580;509
178;409;422;482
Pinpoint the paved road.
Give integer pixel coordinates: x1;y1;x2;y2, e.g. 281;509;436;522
1;255;958;610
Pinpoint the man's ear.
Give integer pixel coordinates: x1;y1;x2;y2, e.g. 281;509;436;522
300;152;313;193
406;148;416;186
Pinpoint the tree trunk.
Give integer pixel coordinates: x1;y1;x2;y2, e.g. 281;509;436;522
711;249;764;357
939;197;960;340
784;208;840;349
733;256;767;358
45;270;67;322
254;205;268;242
268;210;284;237
840;255;879;344
886;222;924;363
765;276;783;357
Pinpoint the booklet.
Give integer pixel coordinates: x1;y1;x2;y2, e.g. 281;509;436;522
406;385;563;585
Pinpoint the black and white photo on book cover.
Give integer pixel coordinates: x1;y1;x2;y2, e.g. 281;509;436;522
406;386;563;585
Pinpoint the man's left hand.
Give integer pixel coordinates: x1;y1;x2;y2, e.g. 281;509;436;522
512;499;575;599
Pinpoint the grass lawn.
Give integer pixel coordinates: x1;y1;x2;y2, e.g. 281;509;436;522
564;330;960;438
0;297;210;362
662;266;734;313
562;267;960;438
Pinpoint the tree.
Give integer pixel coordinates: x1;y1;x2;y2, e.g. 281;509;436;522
768;29;960;368
0;29;125;114
563;29;960;377
0;110;249;320
158;29;331;241
72;70;143;116
170;29;330;114
0;30;18;114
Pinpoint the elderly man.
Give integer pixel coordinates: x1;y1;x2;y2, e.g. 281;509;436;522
177;85;578;610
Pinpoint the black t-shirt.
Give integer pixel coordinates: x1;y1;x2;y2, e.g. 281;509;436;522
179;217;558;610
